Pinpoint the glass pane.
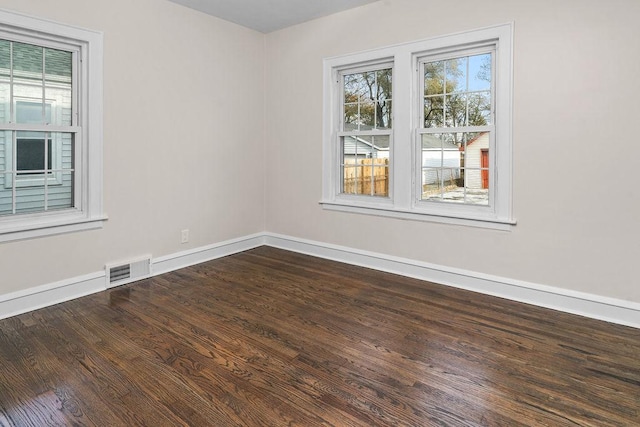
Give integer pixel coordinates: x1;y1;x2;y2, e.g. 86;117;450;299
421;168;443;200
445;57;467;93
13;42;44;111
45;48;72;80
344;68;392;131
424;61;444;96
13;42;43;78
424;96;444;128
342;135;390;161
372;164;389;197
371;135;389;159
342;165;358;195
45;48;73;126
344;103;359;131
356;135;374;158
377;99;391;130
58;132;75;172
16;101;51;125
360;100;375;129
469;53;491;92
344;72;370;100
468;91;491;125
421;132;490;205
48;170;74;211
16;137;51;173
0;40;9;124
445;94;467;127
15;184;46;214
423;53;492;130
376;69;391;99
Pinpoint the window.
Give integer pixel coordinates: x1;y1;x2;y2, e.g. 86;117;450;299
0;10;104;242
322;24;514;228
340;64;392;197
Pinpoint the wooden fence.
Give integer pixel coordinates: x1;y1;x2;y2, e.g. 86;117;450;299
343;158;389;196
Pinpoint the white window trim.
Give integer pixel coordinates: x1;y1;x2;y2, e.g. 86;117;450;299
0;8;106;242
322;23;515;230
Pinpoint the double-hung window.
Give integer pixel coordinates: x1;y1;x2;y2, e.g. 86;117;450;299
340;64;392;197
0;9;104;242
322;24;514;228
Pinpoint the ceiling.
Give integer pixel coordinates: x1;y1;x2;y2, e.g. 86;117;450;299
166;0;380;33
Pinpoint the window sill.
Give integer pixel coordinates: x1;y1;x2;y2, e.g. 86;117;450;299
320;200;515;230
0;211;108;243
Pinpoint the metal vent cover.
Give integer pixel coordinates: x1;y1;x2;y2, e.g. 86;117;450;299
106;256;151;288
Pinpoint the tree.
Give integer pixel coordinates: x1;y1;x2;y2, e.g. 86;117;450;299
343;69;392;131
423;54;491;144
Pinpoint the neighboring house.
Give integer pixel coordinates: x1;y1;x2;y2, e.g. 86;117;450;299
463;132;489;189
0;41;73;215
421;134;460;185
342;135;389;161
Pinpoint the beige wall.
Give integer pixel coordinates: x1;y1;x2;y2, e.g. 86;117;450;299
1;0;639;307
0;0;265;293
264;0;640;302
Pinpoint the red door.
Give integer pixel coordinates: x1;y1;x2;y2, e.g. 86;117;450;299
481;149;489;189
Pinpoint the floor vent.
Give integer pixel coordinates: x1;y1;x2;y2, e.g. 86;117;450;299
106;256;151;288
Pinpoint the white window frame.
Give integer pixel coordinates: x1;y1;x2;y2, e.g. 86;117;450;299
322;23;514;229
0;9;105;242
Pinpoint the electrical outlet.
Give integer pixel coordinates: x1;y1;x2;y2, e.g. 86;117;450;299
181;229;189;244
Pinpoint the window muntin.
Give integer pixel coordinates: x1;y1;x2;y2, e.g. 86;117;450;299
339;65;392;197
418;50;494;207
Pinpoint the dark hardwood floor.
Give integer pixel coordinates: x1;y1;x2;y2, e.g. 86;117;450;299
0;246;639;426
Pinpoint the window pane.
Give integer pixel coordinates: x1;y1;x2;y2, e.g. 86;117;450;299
13;42;43;77
372;164;389;196
343;67;392;131
421;168;444;200
16;101;51;125
342;164;358;195
421;132;489;205
15;184;45;214
445;57;467;93
469;53;491;92
468;91;491;125
48;170;74;211
16;137;52;173
344;103;359;131
423;53;492;129
45;48;72;126
13;42;44;112
424;61;444;96
360;100;375;129
341;156;389;197
445;94;467;127
424;96;444;128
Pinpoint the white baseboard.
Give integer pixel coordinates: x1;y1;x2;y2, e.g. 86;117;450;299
152;233;265;275
0;233;265;320
0;272;105;320
263;233;640;329
2;231;639;329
